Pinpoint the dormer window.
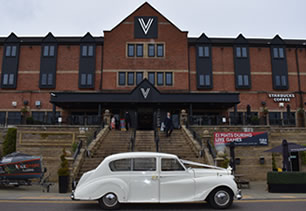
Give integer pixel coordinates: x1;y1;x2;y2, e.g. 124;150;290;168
43;45;55;57
273;47;284;59
5;46;17;57
82;45;94;57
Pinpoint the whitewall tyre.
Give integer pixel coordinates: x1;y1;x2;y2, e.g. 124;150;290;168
208;187;233;209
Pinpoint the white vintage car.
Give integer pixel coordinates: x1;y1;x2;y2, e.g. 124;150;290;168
71;152;242;209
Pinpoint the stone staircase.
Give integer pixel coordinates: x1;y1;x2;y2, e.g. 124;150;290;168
158;129;203;162
134;130;155;152
76;130;132;180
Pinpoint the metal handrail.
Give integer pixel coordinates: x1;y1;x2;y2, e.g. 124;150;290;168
73;140;83;162
130;128;136;152
154;127;159;152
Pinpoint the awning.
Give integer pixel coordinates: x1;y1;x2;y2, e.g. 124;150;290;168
50;79;240;109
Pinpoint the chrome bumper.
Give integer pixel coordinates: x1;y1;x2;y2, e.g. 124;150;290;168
236;189;242;200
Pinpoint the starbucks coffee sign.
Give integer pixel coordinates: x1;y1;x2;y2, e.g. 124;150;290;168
268;93;295;102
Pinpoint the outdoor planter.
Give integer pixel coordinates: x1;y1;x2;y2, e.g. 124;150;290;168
58;175;69;193
267;172;306;193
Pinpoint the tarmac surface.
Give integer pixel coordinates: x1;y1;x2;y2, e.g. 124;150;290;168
0;181;306;201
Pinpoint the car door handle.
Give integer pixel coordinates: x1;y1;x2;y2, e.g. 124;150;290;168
151;176;158;180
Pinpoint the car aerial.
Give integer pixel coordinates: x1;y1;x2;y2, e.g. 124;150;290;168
71;152;242;209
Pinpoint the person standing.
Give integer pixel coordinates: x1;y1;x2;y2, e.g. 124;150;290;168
125;111;131;131
164;112;173;137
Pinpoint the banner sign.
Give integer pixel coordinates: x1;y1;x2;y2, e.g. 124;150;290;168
214;132;268;146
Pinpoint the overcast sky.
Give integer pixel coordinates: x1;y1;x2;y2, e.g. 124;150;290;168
0;0;305;39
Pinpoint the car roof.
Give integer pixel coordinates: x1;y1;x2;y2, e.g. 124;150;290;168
104;152;178;162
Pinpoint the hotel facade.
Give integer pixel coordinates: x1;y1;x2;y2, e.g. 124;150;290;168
0;2;305;130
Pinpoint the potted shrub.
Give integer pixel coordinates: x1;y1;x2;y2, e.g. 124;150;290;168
58;148;70;193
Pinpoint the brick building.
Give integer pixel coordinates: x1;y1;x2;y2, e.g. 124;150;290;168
0;2;305;129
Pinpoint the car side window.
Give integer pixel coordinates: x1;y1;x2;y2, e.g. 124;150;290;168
161;158;185;171
133;158;156;171
109;159;131;171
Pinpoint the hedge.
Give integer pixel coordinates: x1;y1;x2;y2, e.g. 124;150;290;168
267;171;306;184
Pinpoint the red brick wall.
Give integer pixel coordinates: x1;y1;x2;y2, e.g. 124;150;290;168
103;3;189;91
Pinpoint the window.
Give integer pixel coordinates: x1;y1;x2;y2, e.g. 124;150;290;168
5;46;17;57
128;44;135;57
119;72;126;85
46;112;60;124
157;44;164;57
148;44;155;57
32;112;45;124
109;159;131;171
165;72;173;86
275;75;287;87
157;72;164;85
82;45;94;57
128;72;134;85
80;73;93;86
237;74;249;87
41;73;53;86
2;73;14;85
273;47;284;59
269;112;282;125
236;47;247;58
198;46;209;57
136;44;143;57
148;72;155;85
283;112;296;126
43;45;55;57
133;158;156;171
136;72;143;85
161;158;185;171
7;112;21;125
0;112;6;125
199;74;210;87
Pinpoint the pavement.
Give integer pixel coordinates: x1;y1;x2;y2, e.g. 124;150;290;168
0;181;306;201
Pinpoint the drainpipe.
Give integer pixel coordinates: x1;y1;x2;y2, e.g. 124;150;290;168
295;47;305;127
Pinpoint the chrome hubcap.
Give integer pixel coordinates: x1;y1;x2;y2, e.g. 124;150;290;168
103;193;117;207
214;190;230;206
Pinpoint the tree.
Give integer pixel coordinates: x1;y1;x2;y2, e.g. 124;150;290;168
3;128;17;156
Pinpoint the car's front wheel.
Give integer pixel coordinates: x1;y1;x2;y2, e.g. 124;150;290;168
207;187;233;209
98;193;120;210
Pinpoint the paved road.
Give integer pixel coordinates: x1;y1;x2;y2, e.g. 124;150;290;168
0;199;306;211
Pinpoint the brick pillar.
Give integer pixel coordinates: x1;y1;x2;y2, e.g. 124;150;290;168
180;109;188;126
103;109;111;127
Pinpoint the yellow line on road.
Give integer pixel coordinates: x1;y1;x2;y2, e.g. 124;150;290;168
0;200;96;204
237;199;306;203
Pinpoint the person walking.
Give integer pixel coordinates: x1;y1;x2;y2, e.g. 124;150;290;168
125;111;131;131
164;112;173;137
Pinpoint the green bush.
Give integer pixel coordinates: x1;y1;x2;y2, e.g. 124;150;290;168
57;148;70;176
2;128;17;156
267;172;306;184
301;146;306;165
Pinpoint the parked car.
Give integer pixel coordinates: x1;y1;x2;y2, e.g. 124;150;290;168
71;152;242;209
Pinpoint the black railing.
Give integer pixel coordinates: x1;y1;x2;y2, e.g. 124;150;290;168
207;139;216;159
154;127;160;152
130;129;136;152
73;140;83;162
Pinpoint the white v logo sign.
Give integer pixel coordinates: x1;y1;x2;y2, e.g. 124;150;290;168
140;88;150;99
138;18;154;35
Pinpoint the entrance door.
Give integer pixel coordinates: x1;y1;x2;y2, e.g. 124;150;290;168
290;152;300;171
138;107;153;130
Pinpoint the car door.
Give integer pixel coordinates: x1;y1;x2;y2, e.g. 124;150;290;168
159;158;195;202
127;157;159;202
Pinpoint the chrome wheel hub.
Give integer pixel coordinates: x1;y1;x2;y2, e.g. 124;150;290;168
103;193;118;207
214;190;230;206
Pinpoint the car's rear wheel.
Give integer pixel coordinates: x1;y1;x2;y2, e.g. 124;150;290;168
207;187;233;209
98;193;120;210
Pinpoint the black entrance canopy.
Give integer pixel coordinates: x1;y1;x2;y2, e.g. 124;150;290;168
50;79;240;109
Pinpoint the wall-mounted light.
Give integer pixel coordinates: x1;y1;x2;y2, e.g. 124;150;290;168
12;101;17;107
35;101;41;108
279;102;284;108
58;116;62;124
261;101;266;106
259;156;265;165
222;117;227;123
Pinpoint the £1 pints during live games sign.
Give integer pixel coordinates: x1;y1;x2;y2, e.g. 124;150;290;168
214;132;268;146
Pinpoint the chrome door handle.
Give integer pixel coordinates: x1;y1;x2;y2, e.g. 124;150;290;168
152;175;158;180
